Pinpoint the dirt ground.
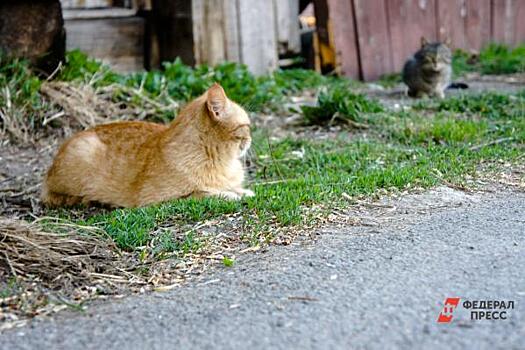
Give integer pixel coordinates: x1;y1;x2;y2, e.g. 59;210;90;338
0;140;56;219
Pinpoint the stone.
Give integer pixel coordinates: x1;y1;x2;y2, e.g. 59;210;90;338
0;0;65;75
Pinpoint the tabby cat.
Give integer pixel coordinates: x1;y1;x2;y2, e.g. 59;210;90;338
402;37;452;99
41;83;254;208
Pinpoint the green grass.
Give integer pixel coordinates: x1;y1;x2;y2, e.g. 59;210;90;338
415;91;525;118
0;277;20;298
301;85;383;125
3;43;522;140
66;90;525;257
453;43;525;76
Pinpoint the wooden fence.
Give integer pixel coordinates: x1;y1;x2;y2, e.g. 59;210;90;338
192;0;300;75
60;0;300;75
318;0;525;80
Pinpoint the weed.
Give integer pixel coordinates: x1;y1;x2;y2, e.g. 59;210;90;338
302;85;383;125
453;43;525;76
58;50;120;85
222;256;235;267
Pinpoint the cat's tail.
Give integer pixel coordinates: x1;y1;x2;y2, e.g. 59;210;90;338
447;82;469;90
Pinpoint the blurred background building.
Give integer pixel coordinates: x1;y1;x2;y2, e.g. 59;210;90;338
1;0;524;80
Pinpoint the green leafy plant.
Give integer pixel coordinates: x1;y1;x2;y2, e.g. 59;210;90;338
453;43;525;76
222;256;235;267
58;50;120;84
302;86;384;126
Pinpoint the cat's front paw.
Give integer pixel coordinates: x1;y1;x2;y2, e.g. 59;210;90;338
217;191;242;200
239;189;255;197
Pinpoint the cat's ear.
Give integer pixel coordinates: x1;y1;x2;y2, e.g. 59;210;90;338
420;36;429;47
444;37;452;47
207;83;228;120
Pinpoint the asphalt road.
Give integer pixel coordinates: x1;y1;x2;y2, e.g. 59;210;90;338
2;189;524;350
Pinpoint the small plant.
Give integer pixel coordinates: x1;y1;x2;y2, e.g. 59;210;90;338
58;50;120;85
222;256;235;267
452;43;525;76
272;68;345;93
301;85;384;126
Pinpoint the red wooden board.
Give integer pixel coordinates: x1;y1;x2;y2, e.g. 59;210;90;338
387;0;437;71
437;0;466;49
464;0;492;50
492;0;525;46
353;0;393;80
517;0;525;45
321;0;524;80
327;0;361;78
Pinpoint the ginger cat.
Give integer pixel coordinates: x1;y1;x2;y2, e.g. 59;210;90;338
41;83;254;208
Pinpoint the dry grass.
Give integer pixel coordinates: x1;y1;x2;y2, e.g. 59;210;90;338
40;81;179;128
0;86;55;143
40;82;120;128
0;218;120;289
0;218;150;329
1;80;179;144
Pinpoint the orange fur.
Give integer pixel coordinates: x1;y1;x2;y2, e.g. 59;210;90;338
41;84;253;208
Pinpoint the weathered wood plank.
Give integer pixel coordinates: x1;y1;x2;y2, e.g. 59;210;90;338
323;0;360;78
464;0;491;50
192;0;228;66
437;0;491;50
65;16;144;72
63;8;137;19
192;0;241;66
387;0;437;71
236;0;278;75
492;0;525;46
274;0;301;54
436;0;464;48
353;0;393;80
222;0;241;62
516;0;525;45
